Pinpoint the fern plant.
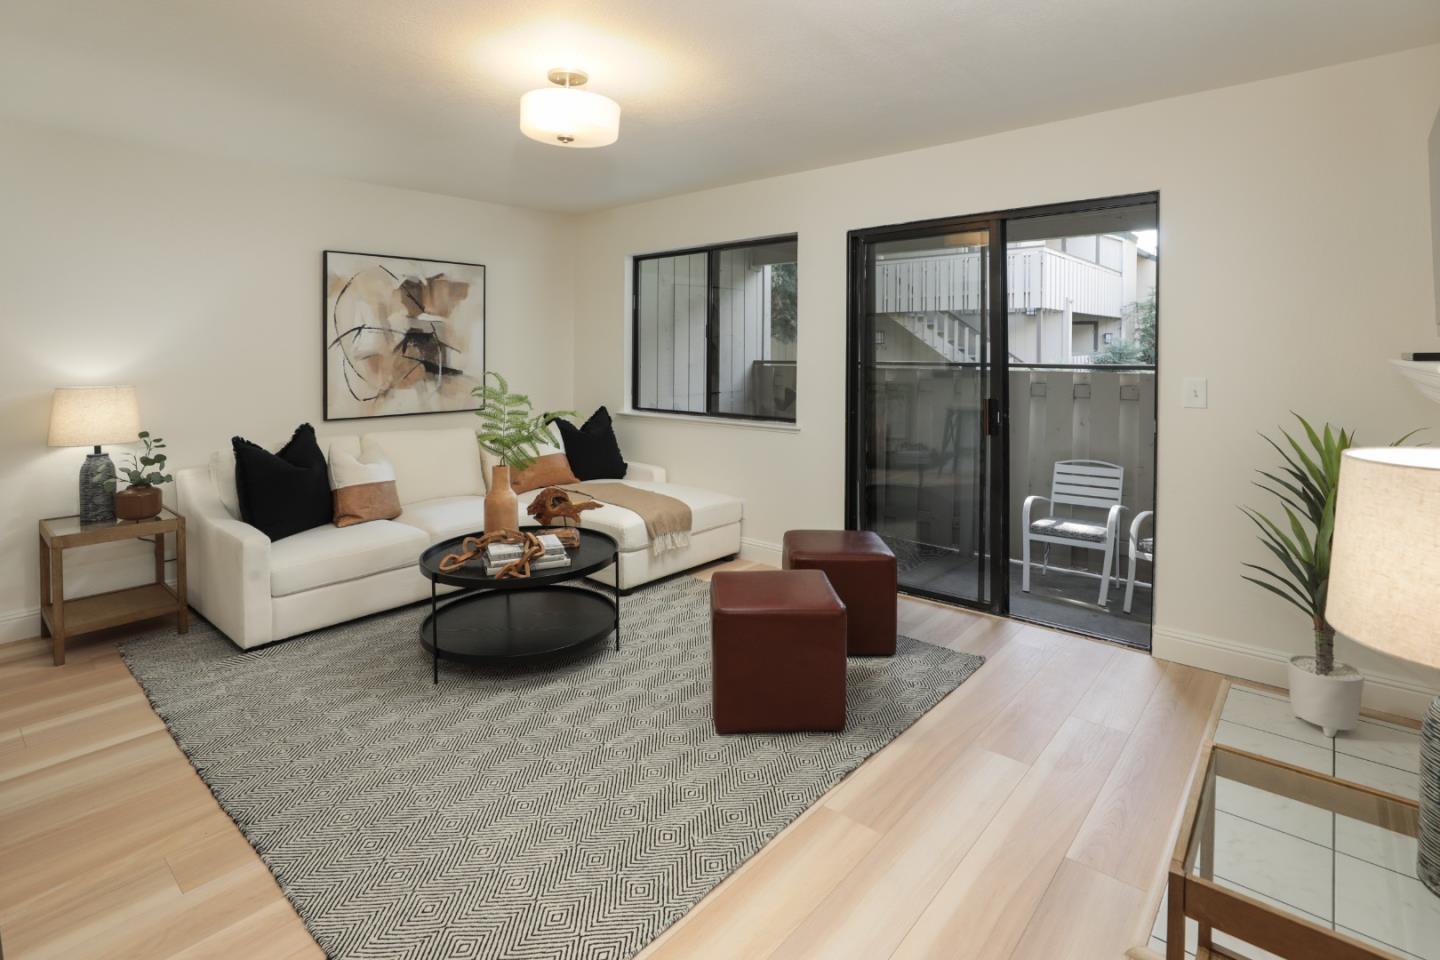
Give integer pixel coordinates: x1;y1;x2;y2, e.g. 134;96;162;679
1240;414;1419;675
472;372;575;473
104;431;173;490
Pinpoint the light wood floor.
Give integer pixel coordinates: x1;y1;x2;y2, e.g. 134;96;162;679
0;560;1226;960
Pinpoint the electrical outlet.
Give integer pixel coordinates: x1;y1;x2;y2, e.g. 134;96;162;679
1183;377;1208;409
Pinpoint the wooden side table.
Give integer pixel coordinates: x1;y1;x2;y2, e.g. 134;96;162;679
38;507;188;665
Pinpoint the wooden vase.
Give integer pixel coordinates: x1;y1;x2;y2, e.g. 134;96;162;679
114;485;163;521
484;465;519;534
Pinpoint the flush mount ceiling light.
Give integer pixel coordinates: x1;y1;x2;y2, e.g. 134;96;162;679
519;68;620;148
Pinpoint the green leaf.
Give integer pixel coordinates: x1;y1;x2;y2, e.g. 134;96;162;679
1260;434;1322;504
1242;574;1316;618
1254;476;1312;518
1320;423;1341;486
1243;507;1307;569
1256;535;1315;602
1294;412;1324;454
1281;503;1314;566
1242;562;1316;614
1282;427;1326;492
1240;507;1317;601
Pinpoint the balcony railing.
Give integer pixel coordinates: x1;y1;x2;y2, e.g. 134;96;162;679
863;360;1154;559
874;247;1124;319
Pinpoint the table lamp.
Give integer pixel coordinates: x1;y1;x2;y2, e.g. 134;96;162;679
1326;446;1440;897
47;385;140;525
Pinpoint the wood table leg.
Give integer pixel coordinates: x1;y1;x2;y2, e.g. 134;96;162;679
50;545;65;666
38;532;50;639
175;520;189;633
1199;774;1216;953
1167;873;1186;960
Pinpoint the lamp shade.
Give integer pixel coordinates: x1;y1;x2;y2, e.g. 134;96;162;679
47;385;140;448
1327;446;1440;669
519;86;620;148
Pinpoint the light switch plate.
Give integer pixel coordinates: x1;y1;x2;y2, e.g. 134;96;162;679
1183;377;1208;409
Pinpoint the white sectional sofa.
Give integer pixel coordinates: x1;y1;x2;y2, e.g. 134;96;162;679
176;425;743;650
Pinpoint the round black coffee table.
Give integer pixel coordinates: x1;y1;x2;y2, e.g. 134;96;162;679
417;528;620;683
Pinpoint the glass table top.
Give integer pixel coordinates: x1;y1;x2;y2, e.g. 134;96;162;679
41;506;178;538
1184;745;1436;960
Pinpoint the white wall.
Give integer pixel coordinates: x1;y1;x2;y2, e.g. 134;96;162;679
571;45;1440;715
0;120;575;640
1431;104;1440;331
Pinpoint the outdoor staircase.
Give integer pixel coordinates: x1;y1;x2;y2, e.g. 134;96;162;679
893;312;981;363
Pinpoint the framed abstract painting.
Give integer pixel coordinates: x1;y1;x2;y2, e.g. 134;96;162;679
323;250;486;420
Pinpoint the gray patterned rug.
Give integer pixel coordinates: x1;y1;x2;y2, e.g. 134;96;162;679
121;575;984;960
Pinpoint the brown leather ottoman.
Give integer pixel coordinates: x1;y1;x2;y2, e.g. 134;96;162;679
710;570;847;734
782;530;897;656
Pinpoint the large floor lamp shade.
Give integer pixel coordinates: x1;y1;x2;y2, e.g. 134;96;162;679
48;386;140;525
1326;446;1440;897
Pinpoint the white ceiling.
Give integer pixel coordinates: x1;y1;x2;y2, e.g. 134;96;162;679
4;0;1438;213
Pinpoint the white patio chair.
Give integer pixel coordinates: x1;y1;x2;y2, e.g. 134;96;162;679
1124;510;1154;614
1021;460;1126;606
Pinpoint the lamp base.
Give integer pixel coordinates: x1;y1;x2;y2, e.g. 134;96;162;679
1423;693;1440;898
79;451;115;525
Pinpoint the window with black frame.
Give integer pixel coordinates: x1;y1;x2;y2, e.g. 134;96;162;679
632;236;797;422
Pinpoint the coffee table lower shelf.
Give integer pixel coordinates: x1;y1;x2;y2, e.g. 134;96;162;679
420;586;619;678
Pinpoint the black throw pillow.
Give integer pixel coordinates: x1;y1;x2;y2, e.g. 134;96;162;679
554;406;628;480
232;423;333;541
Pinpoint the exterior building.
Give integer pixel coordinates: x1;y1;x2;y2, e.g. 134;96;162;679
872;233;1157;365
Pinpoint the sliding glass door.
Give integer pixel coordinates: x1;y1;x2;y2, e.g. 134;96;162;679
848;195;1159;649
847;221;1005;609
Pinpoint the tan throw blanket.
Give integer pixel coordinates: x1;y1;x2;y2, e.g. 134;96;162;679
562;482;692;557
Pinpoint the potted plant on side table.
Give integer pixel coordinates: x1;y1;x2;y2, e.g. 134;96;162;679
1241;414;1418;737
473;372;574;534
107;430;173;521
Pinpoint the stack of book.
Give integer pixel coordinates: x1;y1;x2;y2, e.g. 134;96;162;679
484;534;570;576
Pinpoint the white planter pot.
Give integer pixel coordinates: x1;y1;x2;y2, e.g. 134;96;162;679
1287;656;1363;738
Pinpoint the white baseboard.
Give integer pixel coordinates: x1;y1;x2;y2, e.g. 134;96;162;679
0;573;181;647
1153;624;1437;720
739;537;782;568
0;606;41;645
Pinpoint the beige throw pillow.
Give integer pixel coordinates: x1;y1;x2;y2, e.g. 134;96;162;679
330;449;401;527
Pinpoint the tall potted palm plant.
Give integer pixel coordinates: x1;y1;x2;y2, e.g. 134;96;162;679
1241;414;1417;736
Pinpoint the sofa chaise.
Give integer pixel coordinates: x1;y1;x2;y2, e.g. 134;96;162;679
176;426;743;649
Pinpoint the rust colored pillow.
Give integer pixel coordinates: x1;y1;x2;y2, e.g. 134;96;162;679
510;452;579;494
329;450;402;527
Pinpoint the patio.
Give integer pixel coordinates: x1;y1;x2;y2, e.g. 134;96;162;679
888;538;1154;649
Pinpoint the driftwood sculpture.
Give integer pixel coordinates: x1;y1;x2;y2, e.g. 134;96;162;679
535;526;581;549
438;531;545;579
527;486;602;527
